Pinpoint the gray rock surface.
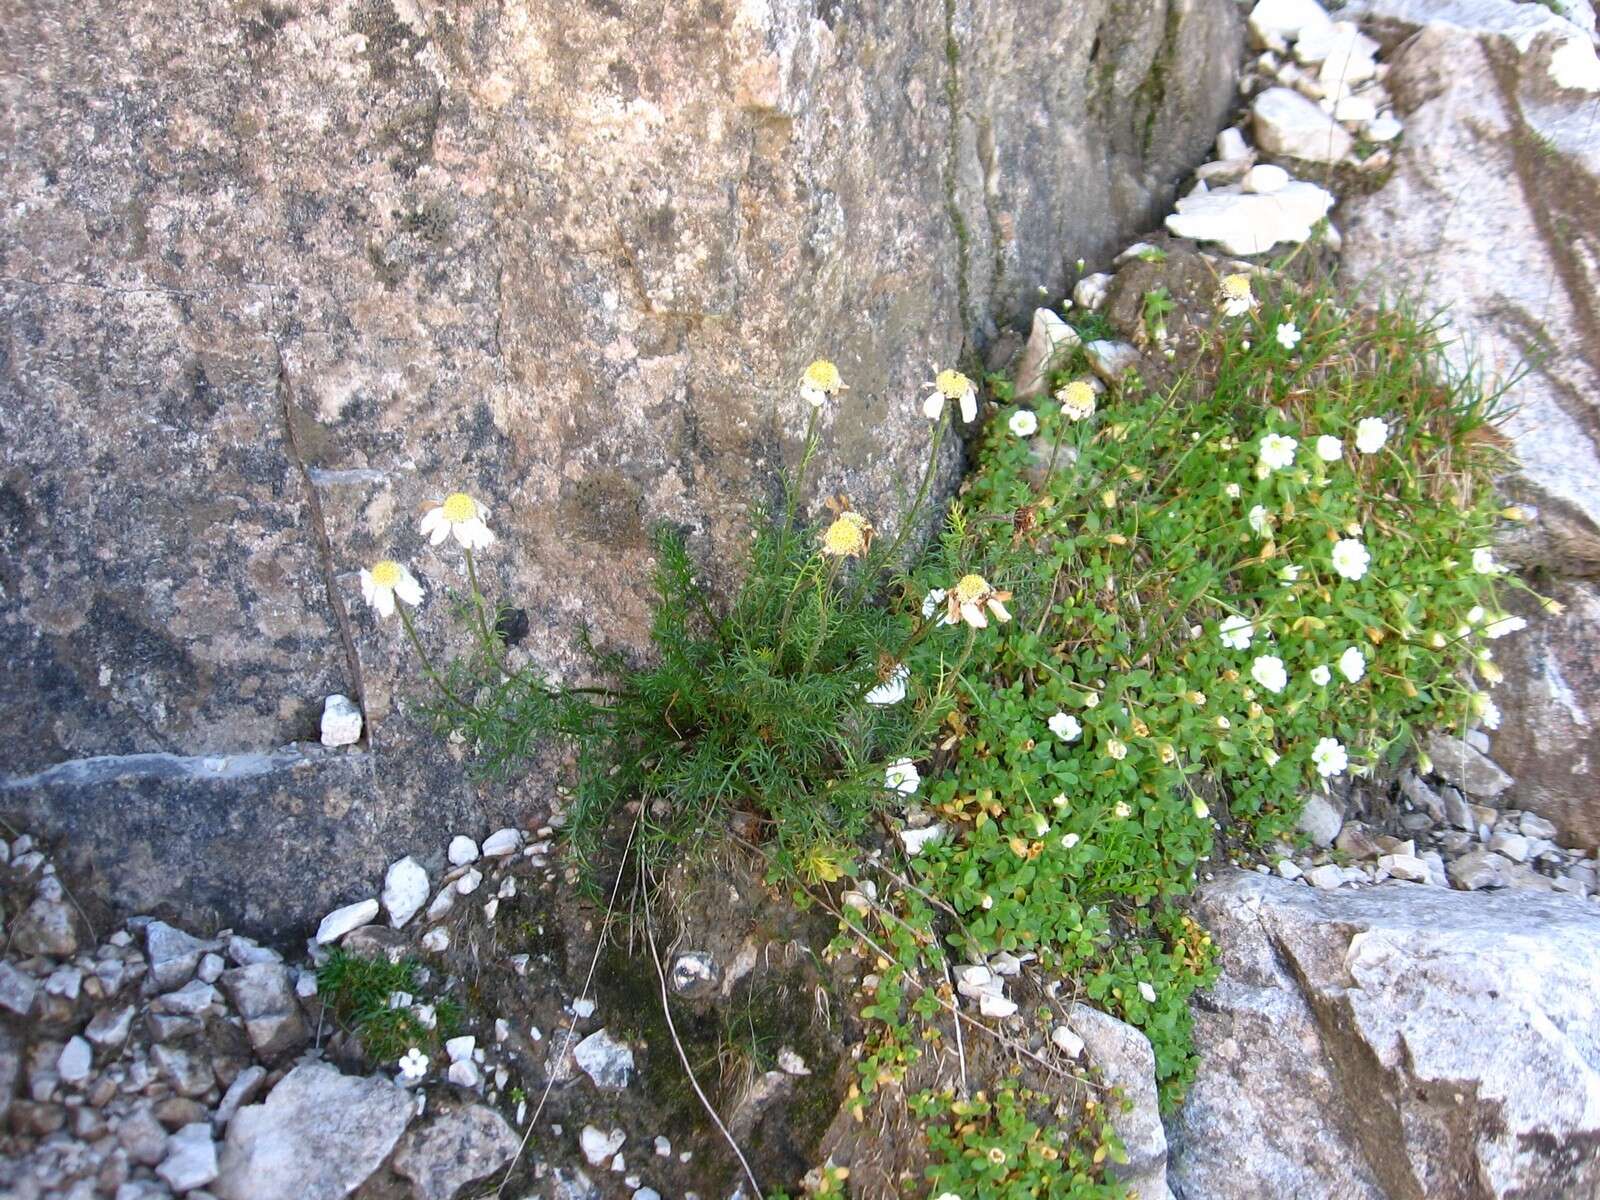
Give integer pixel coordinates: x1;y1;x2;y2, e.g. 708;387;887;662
1339;7;1600;847
1067;1004;1171;1200
1168;870;1600;1200
0;0;1244;939
391;1101;519;1200
1424;733;1513;799
213;1062;414;1200
218;963;307;1064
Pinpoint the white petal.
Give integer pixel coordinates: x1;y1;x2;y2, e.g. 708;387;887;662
428;523;450;546
360;570;377;605
922;392;944;420
960;389;977;423
419;508;444;538
374;588;397;619
395;574;424;607
960;602;987;628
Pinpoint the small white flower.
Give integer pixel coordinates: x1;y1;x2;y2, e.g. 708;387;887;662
1472;547;1504;576
1048;712;1083;742
420;492;495;551
921;587;956;626
1275;322;1301;350
884;758;921;796
1008;408;1038;437
397;1048;429;1082
1224;482;1241;499
1217;273;1256;317
1278;564;1302;586
1480;696;1502;730
1354;417;1389;454
1467;605;1486;625
1215;715;1231;731
1060;832;1081;850
1310;664;1331;686
1248;505;1271;536
1251;654;1288;694
1105;738;1128;761
1331;538;1370;581
360;560;425;620
1338;645;1366;683
1258;434;1298;472
865;664;910;706
1483;614;1527;639
1315;435;1342;462
1192;795;1210;820
1138;981;1157;1003
1311;736;1348;778
1113;801;1132;819
1219;615;1255;651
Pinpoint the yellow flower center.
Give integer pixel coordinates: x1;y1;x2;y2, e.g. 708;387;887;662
803;359;841;392
821;513;870;557
1219;273;1253;300
370;560;402;588
952;574;989;604
935;369;971;400
441;492;477;523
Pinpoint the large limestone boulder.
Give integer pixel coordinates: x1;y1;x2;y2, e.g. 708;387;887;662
1338;1;1600;848
0;0;1241;936
1167;871;1600;1200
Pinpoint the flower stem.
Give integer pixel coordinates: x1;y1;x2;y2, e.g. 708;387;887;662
782;406;824;536
875;410;947;575
398;605;473;713
462;547;507;672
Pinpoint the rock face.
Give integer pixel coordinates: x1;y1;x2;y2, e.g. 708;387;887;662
1168;871;1600;1200
0;0;1242;937
1338;1;1600;847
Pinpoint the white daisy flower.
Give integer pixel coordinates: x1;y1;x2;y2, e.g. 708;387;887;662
1275;322;1302;350
1219;615;1255;651
1248;505;1272;536
1056;380;1098;423
420;492;495;551
1331;538;1370;581
1354;417;1389;454
945;574;1012;629
1258;434;1298;472
1048;712;1083;742
1315;435;1342;462
1310;664;1331;686
1338;645;1366;683
1008;409;1038;437
865;664;910;706
1138;981;1157;1003
799;359;846;408
1311;737;1348;778
1472;547;1504;576
1217;273;1256;317
360;560;425;619
884;758;921;796
397;1047;429;1082
1250;654;1288;694
924;368;978;423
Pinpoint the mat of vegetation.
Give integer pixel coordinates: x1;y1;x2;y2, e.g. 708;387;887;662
375;266;1529;1199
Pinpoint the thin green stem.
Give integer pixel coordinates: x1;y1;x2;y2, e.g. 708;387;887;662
873;411;947;579
462;546;506;672
782;406;824;536
398;605;473;713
